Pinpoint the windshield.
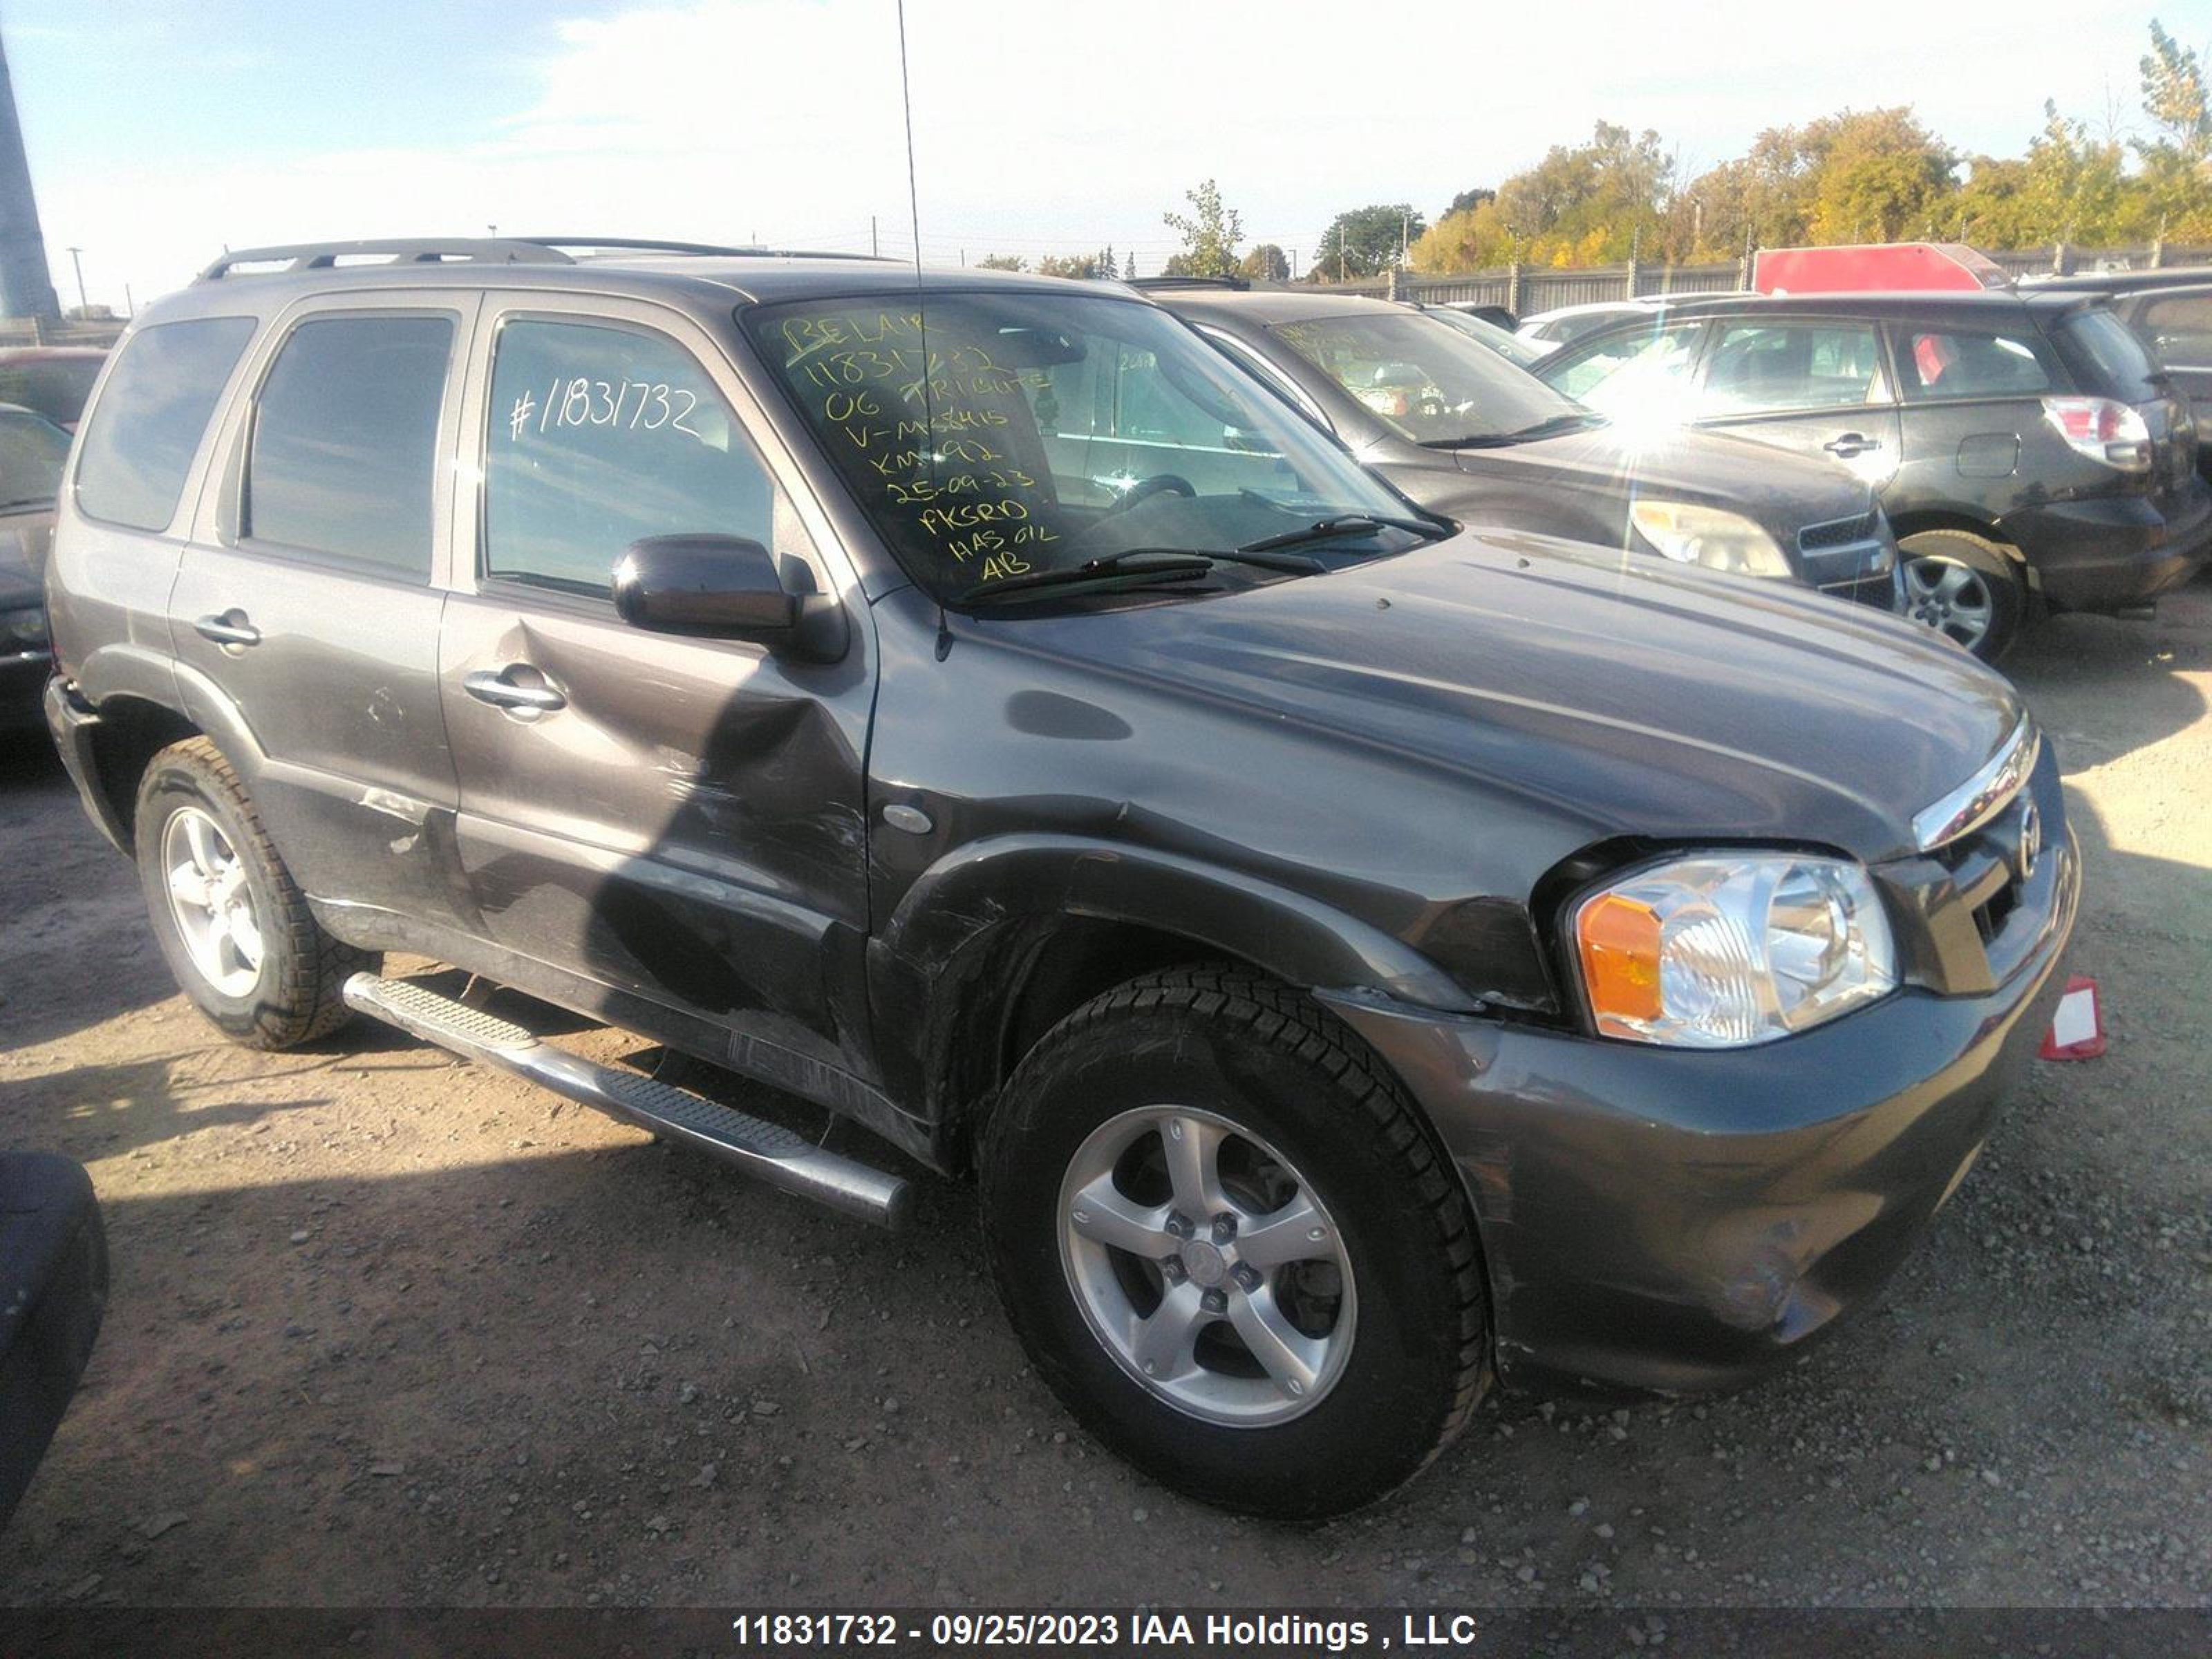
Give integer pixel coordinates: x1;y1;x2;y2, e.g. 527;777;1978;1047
744;291;1423;604
1269;310;1584;444
0;409;68;509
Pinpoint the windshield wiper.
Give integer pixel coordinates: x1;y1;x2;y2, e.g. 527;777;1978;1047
1237;513;1438;555
1422;411;1605;449
957;550;1215;607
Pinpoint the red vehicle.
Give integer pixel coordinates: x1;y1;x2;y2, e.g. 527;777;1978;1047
1755;243;2010;297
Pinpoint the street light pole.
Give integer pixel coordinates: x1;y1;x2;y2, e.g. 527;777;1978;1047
65;244;86;317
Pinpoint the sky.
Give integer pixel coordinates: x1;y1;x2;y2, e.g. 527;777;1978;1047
5;0;2205;315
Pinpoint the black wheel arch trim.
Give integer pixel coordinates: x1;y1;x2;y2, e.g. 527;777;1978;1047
866;833;1488;1135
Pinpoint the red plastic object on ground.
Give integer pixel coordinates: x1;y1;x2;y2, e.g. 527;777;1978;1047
2038;975;2106;1060
1754;243;2012;296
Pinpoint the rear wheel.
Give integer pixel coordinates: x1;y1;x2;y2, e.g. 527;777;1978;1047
133;737;375;1049
979;966;1488;1518
1897;528;2026;661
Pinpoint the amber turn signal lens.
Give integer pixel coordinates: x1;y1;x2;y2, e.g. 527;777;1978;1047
1577;892;1663;1027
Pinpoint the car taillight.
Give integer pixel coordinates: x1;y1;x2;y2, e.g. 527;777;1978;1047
2043;395;2151;473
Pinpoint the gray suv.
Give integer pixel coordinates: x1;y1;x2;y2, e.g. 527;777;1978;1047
44;238;2077;1518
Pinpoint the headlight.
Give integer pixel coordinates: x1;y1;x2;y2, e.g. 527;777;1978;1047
1573;852;1896;1047
1629;501;1792;579
1;606;46;650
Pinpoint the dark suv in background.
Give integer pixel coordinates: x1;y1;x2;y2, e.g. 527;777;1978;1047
2030;266;2212;483
1535;290;2211;659
1150;285;1899;610
43;239;2075;1519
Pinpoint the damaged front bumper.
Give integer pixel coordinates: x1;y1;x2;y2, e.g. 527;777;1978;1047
1321;826;2079;1399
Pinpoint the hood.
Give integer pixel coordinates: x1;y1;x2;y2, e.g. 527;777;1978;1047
1407;424;1872;537
0;507;50;606
1009;529;2018;869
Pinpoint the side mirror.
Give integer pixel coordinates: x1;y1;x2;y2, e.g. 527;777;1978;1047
611;534;847;663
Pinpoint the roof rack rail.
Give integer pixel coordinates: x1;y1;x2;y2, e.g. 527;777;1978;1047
196;238;579;282
1127;275;1250;291
518;237;895;263
197;236;899;283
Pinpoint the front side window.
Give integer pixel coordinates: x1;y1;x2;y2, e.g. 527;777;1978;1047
1703;322;1882;413
1268;310;1580;445
1896;326;2058;401
246;315;453;578
1541;321;1704;421
74;317;256;532
745;291;1425;603
483;318;811;597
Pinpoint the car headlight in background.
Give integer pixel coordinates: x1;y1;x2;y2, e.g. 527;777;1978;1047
1;606;48;650
1629;501;1792;579
1573;853;1896;1047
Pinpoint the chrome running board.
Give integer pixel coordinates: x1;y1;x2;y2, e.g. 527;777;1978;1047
342;973;912;1231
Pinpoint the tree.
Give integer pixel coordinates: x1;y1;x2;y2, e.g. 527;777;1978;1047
1445;186;1496;218
2136;19;2212;236
1162;179;1244;278
1238;243;1291;283
975;254;1027;271
1803;109;1957;243
1036;245;1118;279
1315;204;1425;280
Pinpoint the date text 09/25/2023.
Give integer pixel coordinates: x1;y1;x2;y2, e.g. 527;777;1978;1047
727;1611;1488;1651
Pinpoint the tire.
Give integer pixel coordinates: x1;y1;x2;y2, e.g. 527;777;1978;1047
979;966;1489;1519
133;736;375;1049
1897;528;2027;662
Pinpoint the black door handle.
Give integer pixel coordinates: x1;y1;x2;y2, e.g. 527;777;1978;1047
463;667;567;717
194;612;261;648
1822;433;1880;458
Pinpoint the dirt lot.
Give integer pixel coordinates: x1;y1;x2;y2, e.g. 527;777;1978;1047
2;587;2208;1621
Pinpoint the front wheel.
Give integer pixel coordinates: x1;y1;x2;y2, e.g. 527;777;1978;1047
1897;528;2027;661
979;967;1489;1518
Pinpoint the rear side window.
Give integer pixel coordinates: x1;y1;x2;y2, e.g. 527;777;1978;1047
74;317;256;531
2133;292;2212;368
1703;322;1882;413
482;317;805;596
245;315;453;579
0;355;104;427
1897;327;2058;401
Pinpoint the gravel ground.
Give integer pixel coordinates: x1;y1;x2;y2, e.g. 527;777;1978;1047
1;586;2207;1622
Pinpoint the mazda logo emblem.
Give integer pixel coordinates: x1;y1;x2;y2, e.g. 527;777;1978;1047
2017;802;2041;882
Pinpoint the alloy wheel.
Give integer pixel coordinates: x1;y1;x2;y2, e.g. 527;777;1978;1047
1903;554;1996;652
160;805;265;997
1057;1105;1357;1427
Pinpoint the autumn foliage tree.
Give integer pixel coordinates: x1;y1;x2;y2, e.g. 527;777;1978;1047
1407;18;2212;274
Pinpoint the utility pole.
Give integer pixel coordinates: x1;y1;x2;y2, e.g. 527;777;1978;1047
871;215;879;257
65;244;85;316
124;282;134;317
1400;212;1409;271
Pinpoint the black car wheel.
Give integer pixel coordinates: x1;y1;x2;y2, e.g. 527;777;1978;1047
134;736;375;1049
979;966;1489;1519
1898;529;2026;661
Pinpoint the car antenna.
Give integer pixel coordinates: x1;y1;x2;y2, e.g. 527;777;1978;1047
893;0;951;655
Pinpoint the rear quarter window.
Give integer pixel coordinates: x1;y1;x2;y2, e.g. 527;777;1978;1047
2054;308;2162;402
74;318;258;531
